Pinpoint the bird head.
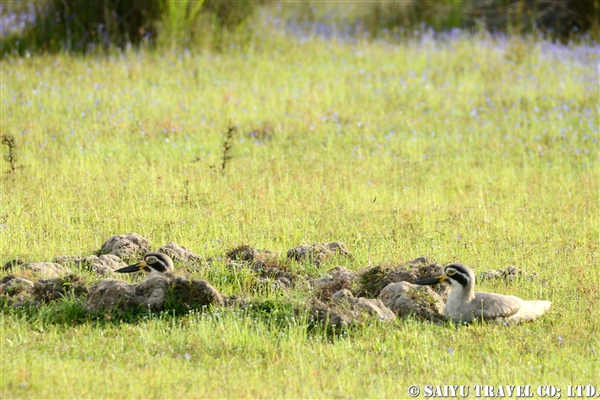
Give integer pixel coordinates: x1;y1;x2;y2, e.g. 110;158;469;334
415;263;474;288
115;252;174;276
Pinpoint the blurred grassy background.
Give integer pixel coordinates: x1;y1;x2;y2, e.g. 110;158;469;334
1;0;599;55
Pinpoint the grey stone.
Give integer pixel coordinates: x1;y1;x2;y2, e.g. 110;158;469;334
330;289;396;322
0;275;35;306
53;255;99;270
331;288;354;302
85;274;225;313
379;281;445;322
33;276;88;302
85;279;137;313
286;242;350;265
23;262;70;278
99;233;150;260
158;242;203;264
91;254;126;275
314;266;356;301
308;298;353;331
352;297;396;322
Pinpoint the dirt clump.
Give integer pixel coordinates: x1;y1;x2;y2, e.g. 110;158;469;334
226;245;279;265
90;254;127;275
226;246;294;289
226;245;259;264
21;262;70;278
85;274;225;314
286;242;350;265
477;266;540;282
314;266;357;301
53;255;99;270
0;275;35;307
98;233;150;261
52;254;127;275
0;274;87;306
167;276;226;310
378;281;445;323
357;257;446;298
308;291;396;331
32;275;88;302
2;257;26;271
252;261;297;289
85;279;137;313
158;242;204;265
331;289;396;322
308;298;354;331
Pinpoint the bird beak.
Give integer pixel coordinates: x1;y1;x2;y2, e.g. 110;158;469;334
414;274;448;286
115;260;146;273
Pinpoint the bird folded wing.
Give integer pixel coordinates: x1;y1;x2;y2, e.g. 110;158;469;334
473;293;521;320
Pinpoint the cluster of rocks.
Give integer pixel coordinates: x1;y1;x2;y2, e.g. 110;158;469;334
308;257;449;330
1;233;542;330
0;274;87;307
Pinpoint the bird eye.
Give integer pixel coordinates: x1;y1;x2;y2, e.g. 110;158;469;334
447;268;456;276
146;256;158;264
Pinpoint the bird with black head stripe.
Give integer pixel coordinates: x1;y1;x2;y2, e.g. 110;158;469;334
115;252;174;277
415;263;551;324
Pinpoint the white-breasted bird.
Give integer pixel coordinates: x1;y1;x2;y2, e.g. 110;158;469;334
415;263;551;324
115;252;174;276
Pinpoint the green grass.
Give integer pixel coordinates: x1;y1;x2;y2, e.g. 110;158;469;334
1;31;599;398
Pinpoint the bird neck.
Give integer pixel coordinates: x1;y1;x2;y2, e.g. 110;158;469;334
448;282;475;303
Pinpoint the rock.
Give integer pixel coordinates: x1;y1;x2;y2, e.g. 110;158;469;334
308;298;353;331
85;275;225;313
32;275;88;302
167;277;226;309
158;242;204;264
91;254;126;275
257;276;291;291
352;297;396;322
2;257;26;271
226;245;258;263
477;266;540;282
357;259;446;298
53;255;99;270
331;288;354;302
226;245;279;266
135;275;171;310
325;242;349;255
255;264;295;287
286;242;350;265
0;274;87;306
379;281;445;322
22;262;70;278
85;279;137;313
99;233;150;260
315;266;357;301
330;289;396;322
0;275;35;306
309;288;397;331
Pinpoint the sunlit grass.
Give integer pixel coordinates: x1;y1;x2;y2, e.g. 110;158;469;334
1;32;598;398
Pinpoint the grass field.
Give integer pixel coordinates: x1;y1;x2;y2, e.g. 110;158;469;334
1;28;599;398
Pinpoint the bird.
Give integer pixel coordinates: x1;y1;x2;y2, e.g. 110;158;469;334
115;252;174;276
415;263;551;324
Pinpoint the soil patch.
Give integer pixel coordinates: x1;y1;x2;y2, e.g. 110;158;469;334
98;233;150;261
286;242;350;265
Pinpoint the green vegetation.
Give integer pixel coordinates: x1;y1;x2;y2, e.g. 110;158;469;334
1;29;598;397
2;0;598;56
